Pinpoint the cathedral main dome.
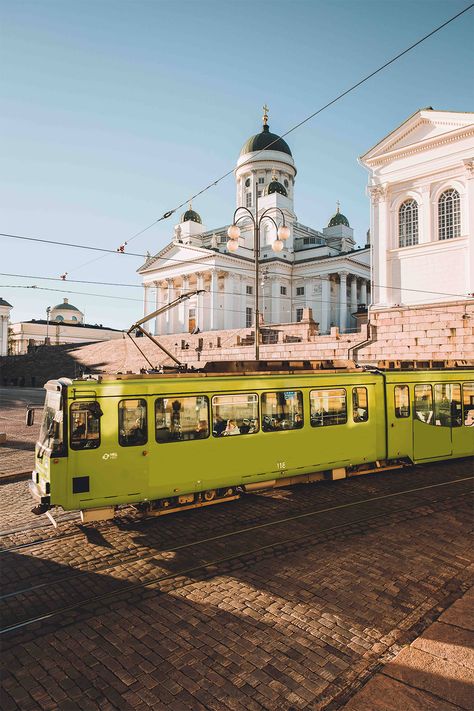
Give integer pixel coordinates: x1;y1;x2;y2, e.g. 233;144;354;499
240;123;292;157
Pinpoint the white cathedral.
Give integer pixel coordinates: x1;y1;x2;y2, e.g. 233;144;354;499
138;109;370;336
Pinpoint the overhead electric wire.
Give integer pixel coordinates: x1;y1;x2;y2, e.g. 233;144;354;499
0;271;471;300
3;4;471;284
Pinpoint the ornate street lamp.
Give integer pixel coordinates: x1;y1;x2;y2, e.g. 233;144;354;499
227;184;290;361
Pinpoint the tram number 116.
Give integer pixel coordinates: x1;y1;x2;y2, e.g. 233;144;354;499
276;462;286;470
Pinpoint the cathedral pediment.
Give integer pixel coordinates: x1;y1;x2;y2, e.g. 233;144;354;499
361;109;474;164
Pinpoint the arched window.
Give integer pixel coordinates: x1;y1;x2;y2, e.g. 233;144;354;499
438;189;460;240
398;199;418;247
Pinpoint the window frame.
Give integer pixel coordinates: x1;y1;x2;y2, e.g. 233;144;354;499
296;308;304;322
154;395;210;444
118;398;148;447
438;188;461;241
70;401;101;451
414;384;433;425
462;382;474;426
310;388;347;428
352;387;369;423
261;390;304;433
296;286;305;296
394;384;410;419
398;199;419;248
211;392;259;438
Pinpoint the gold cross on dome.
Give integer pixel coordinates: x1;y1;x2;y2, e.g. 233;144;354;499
263;104;269;125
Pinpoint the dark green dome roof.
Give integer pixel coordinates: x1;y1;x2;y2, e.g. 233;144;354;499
52;300;80;311
265;180;287;197
181;208;202;224
240;124;292;157
328;208;350;228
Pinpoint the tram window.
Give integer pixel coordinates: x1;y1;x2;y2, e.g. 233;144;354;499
462;382;474;426
352;387;368;422
118;399;147;447
394;385;410;418
261;391;303;432
212;393;259;437
70;402;101;450
310;389;347;427
434;383;462;428
155;396;209;443
414;385;433;424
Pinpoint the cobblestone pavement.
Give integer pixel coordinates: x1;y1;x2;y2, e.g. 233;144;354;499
1;458;473;710
0;388;43;477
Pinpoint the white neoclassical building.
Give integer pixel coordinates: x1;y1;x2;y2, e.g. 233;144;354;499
0;298;12;356
138;110;370;336
360;108;474;308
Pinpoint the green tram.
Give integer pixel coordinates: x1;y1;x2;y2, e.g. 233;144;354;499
28;366;474;524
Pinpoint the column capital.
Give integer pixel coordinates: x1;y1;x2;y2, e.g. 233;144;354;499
368;184;388;203
339;270;349;280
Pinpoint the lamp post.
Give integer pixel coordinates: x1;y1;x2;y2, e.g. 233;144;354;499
227;183;290;361
45;306;51;344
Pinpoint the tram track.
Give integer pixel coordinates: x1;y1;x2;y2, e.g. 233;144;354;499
1;474;472;636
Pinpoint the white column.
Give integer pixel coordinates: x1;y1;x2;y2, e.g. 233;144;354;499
271;277;281;324
196;273;204;331
420;184;431;244
464;161;474;296
143;283;151;331
360;279;368;307
153;281;160;335
209;270;218;331
164;279;173;334
320;275;330;333
0;315;7;356
350;275;358;328
339;271;348;332
234;275;243;328
182;276;189;332
223;272;234;329
369;185;389;307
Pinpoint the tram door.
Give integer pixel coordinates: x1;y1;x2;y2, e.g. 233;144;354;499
413;383;459;460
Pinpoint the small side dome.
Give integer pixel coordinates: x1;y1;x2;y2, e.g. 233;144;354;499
328;203;350;228
52;298;80;312
181;202;202;224
264;179;287;197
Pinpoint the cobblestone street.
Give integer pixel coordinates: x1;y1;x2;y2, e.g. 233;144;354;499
1;458;472;709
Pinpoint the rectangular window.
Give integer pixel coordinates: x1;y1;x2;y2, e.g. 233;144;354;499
414;384;433;424
352;387;368;422
296;308;303;322
212;393;259;437
463;382;474;426
246;285;253;295
258;190;262;197
434;383;461;427
280;286;287;296
296;286;305;296
394;385;410;418
246;307;252;328
258;177;265;184
118;399;147;446
246;192;252;208
310;389;347;427
155;396;209;443
261;391;303;432
70;401;101;450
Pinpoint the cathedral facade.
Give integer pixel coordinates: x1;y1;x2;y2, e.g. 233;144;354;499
138;111;370;336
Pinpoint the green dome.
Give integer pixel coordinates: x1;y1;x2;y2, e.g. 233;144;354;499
240;124;292;157
328;208;350;228
265;180;287;197
52;299;80;311
181;209;202;224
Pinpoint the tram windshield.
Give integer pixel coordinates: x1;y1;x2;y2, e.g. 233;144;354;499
38;389;64;454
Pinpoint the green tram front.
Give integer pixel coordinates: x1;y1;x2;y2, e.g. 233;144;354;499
28;378;72;515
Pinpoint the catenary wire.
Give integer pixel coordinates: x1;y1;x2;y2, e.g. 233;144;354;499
0;270;471;300
3;4;471;280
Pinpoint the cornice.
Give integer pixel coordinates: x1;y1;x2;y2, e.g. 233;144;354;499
364;124;474;167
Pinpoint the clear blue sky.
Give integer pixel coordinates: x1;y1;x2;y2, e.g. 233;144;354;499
1;0;473;328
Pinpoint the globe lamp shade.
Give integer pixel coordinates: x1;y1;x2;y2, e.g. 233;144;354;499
278;225;290;241
227;239;239;253
227;224;241;240
272;239;284;253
